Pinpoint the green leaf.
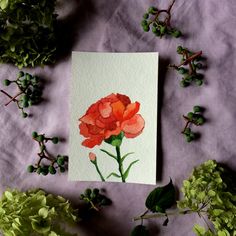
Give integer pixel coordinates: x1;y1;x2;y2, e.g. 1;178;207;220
106;172;121;179
123;160;139;180
145;179;175;213
131;225;150;236
193;224;207;235
38;207;49;218
4;191;13;200
105;132;124;147
121;152;135;162
100;149;117;160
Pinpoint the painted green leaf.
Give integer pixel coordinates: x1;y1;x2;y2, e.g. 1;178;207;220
100;149;117;160
145;179;175;213
0;0;8;9
107;172;121;179
121;152;135;162
130;225;150;236
123;160;139;180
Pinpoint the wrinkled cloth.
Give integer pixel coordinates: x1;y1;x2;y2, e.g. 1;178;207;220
0;0;236;235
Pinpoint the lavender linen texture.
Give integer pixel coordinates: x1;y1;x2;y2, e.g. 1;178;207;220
0;0;236;235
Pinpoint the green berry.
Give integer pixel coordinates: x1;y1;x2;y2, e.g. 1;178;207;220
197;117;205;125
52;137;59;144
3;79;11;86
25;73;32;81
172;30;182;38
18;71;24;78
32;131;38;138
22;112;28;118
85;188;92;197
93;188;99;195
148;6;157;14
59;166;65;173
37;167;42;174
178;67;188;75
177;46;183;54
22;100;29;108
185;135;192;143
27;165;35;173
196;63;203;69
187;112;194;120
180;80;188;87
57;156;65;166
37;135;44;142
195;79;203;86
152;26;157;34
193;106;202;113
22;79;28;87
143;13;149;19
41;166;49;176
185;75;194;83
141;20;148;27
49;166;56;175
143;25;150;32
154;30;161;37
160;26;167;35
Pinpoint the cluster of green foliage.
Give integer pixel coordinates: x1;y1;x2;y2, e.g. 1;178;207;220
1;71;43;118
182;106;205;142
141;0;182;38
0;189;78;236
178;160;236;236
27;131;67;176
170;46;205;87
0;0;57;68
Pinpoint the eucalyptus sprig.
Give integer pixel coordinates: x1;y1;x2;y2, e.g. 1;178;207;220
80;188;112;212
0;71;43;118
131;160;236;236
182;106;205;142
141;0;182;38
169;46;205;87
27;131;67;176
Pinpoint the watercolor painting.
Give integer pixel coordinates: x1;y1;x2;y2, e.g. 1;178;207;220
69;52;158;184
78;93;145;182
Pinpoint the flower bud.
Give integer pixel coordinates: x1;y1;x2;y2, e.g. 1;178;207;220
89;152;96;162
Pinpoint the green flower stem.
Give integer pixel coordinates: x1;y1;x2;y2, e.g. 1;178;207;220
116;146;125;182
92;161;105;182
133;209;207;221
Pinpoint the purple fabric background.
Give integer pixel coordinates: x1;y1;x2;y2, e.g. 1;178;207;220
0;0;236;235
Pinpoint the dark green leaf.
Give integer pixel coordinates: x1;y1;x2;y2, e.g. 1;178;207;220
145;179;175;213
131;225;150;236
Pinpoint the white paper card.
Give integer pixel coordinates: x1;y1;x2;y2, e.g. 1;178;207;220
69;52;158;184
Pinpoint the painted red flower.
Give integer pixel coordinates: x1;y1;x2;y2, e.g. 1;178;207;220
78;93;145;148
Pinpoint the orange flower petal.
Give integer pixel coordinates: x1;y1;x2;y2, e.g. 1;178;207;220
82;136;104;148
104;127;121;139
79;112;98;125
121;114;145;138
98;101;112;118
116;93;131;106
79;123;90;137
111;100;125;120
123;102;140;120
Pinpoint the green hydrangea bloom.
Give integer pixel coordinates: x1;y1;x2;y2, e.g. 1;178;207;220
178;160;236;236
0;189;78;235
0;0;57;68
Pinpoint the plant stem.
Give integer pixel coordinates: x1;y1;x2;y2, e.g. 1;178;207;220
5;91;23;106
116;146;125;182
94;161;105;182
133;209;196;221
